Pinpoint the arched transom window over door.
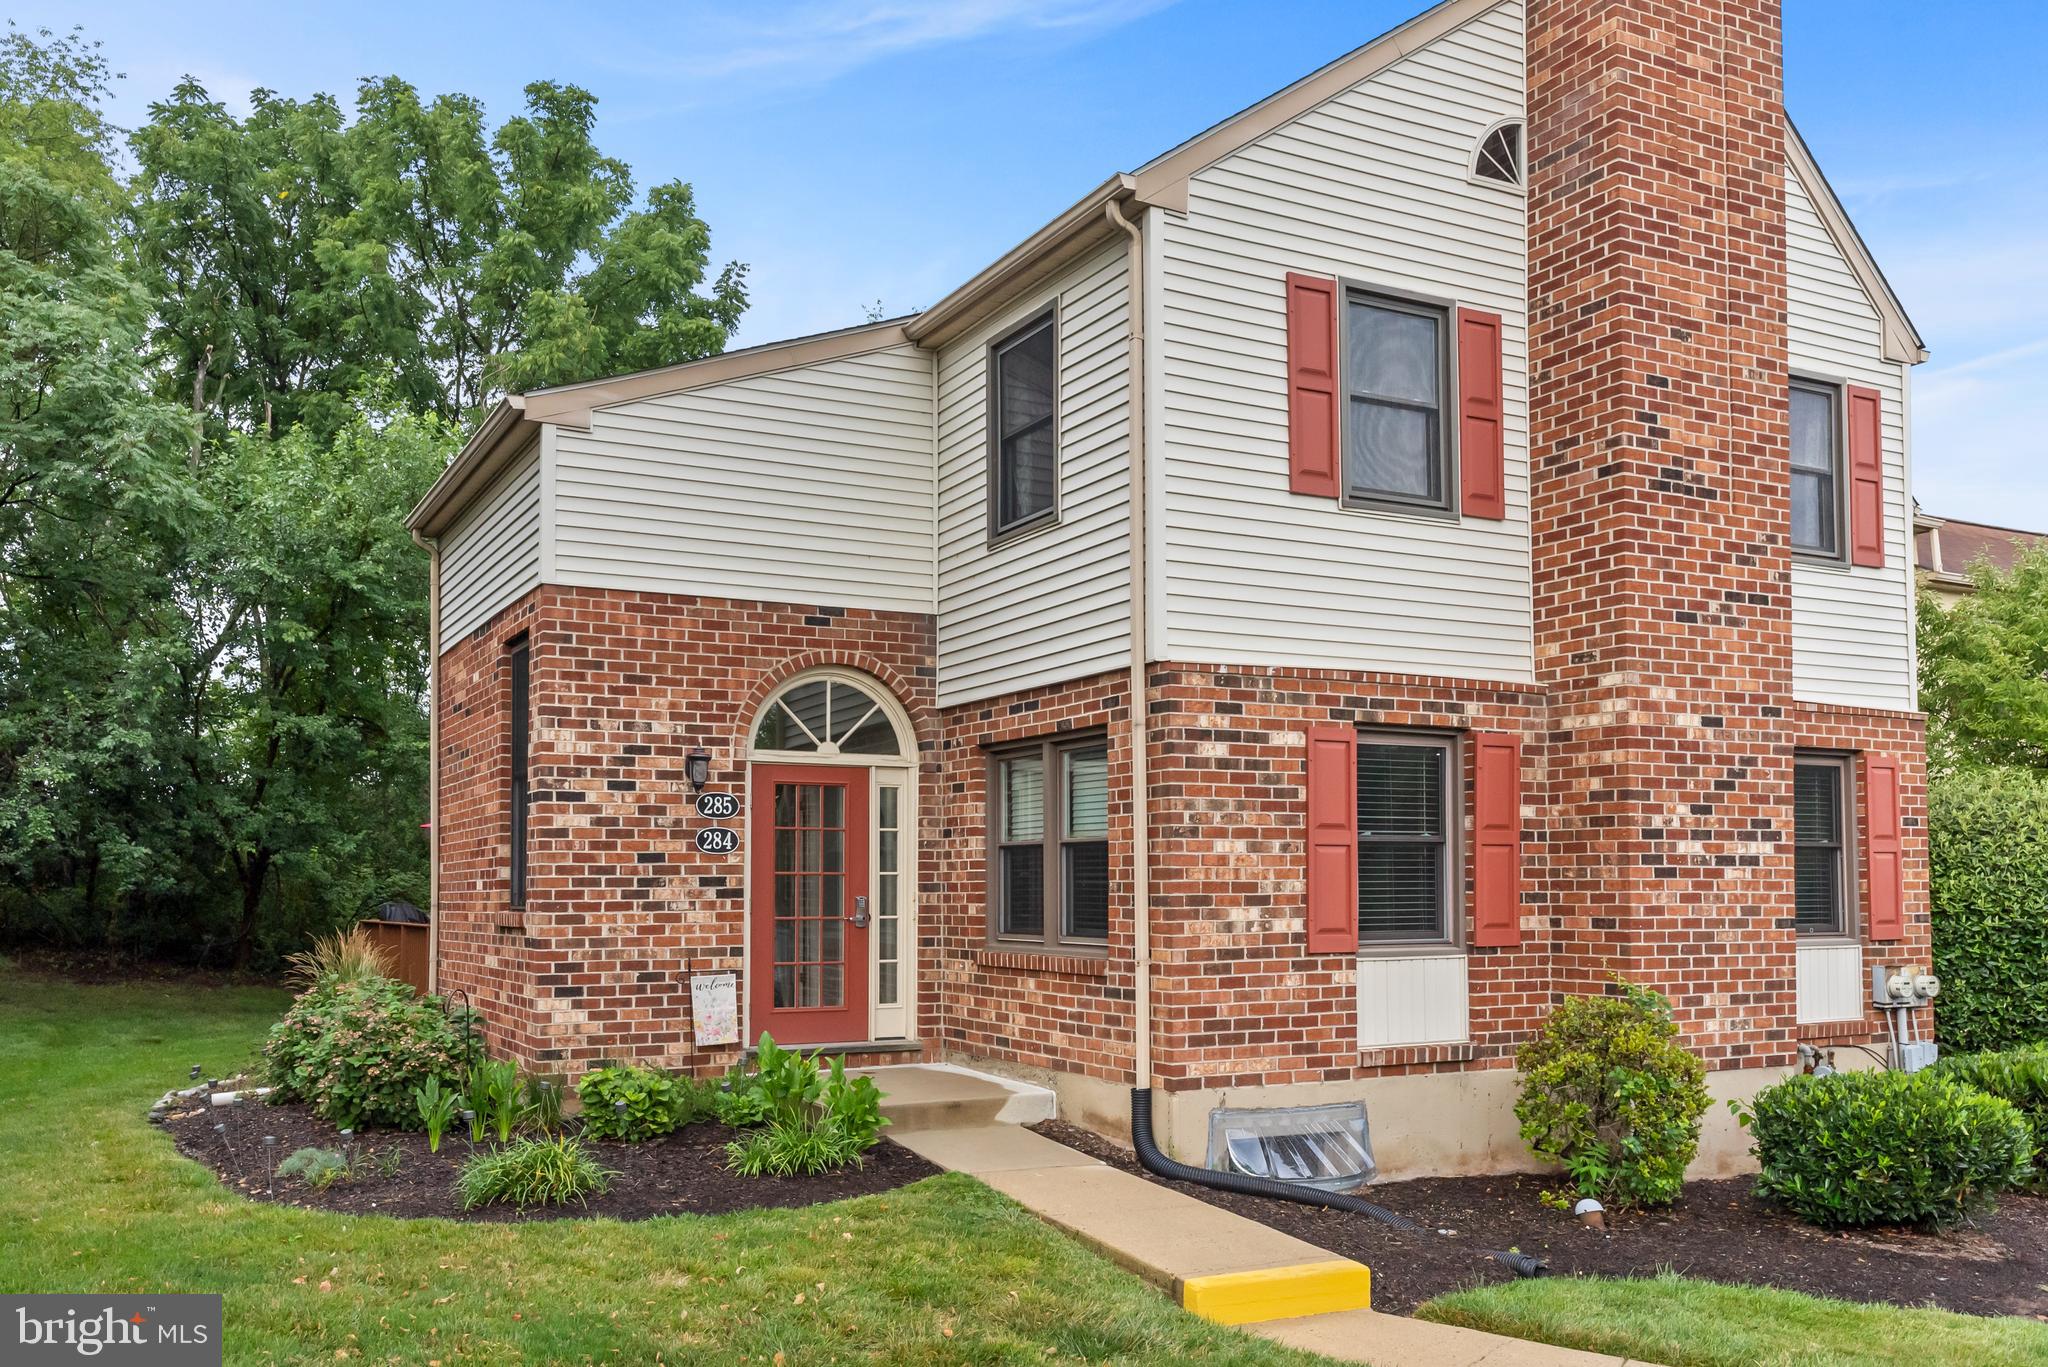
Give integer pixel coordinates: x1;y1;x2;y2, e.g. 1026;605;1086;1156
752;674;905;757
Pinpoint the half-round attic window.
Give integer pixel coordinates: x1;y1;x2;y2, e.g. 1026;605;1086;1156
752;675;903;756
1473;120;1523;186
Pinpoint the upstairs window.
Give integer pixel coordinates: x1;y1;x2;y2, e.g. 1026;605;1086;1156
1357;735;1455;944
1791;378;1844;558
1472;120;1524;186
1344;291;1452;511
989;309;1059;539
1794;754;1852;937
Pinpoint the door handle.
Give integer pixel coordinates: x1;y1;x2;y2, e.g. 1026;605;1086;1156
848;895;871;929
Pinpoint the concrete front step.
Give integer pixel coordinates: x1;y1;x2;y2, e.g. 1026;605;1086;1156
853;1062;1056;1133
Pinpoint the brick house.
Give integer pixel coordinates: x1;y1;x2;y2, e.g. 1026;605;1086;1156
407;0;1930;1176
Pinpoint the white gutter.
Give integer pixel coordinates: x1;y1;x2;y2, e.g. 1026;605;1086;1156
1105;198;1153;1092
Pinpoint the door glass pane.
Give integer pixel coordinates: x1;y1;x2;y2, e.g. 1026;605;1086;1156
838;708;900;754
780;682;831;746
771;780;850;1012
876;782;902;1008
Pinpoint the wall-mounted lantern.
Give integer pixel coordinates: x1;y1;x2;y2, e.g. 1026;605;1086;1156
685;749;712;793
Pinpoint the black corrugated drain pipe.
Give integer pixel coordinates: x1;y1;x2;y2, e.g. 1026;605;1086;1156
1128;1088;1546;1279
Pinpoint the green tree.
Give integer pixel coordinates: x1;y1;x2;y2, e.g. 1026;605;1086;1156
1918;550;2048;776
0;28;193;946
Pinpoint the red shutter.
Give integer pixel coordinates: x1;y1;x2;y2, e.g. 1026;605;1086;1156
1457;308;1506;519
1470;732;1522;947
1864;753;1905;942
1847;385;1885;568
1286;272;1341;498
1305;725;1358;954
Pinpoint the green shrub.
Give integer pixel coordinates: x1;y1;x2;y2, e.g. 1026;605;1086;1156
721;1042;887;1176
1930;765;2048;1053
455;1137;615;1210
276;1146;348;1189
575;1064;692;1141
1934;1047;2048;1181
1514;979;1708;1210
262;978;463;1129
1735;1069;2035;1227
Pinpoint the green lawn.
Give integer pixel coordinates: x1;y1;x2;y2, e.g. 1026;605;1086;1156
1421;1271;2048;1367
0;970;1323;1366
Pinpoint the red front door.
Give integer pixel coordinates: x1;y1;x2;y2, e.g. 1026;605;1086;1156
749;765;870;1045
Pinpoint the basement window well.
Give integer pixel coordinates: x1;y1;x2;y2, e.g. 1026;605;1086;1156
1205;1102;1377;1191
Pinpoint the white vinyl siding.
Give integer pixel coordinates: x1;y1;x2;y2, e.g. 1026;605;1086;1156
935;243;1132;707
1796;942;1865;1025
1787;167;1914;710
549;344;936;614
1357;953;1469;1049
438;438;541;651
1153;0;1531;683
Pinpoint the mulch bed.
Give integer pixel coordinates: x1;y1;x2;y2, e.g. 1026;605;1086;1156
1030;1120;2048;1320
164;1097;940;1223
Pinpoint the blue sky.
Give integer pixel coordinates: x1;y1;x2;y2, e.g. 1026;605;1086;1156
29;0;2048;526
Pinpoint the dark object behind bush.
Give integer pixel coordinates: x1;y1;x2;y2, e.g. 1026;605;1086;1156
1936;1047;2048;1181
1514;979;1708;1210
1737;1070;2035;1227
262;977;462;1129
1929;765;2048;1053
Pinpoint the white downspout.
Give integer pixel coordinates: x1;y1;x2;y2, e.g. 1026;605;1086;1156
413;530;441;994
1105;197;1152;1093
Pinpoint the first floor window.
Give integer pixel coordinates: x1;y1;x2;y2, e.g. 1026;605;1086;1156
1357;734;1454;943
507;635;530;907
1794;753;1851;936
991;735;1109;948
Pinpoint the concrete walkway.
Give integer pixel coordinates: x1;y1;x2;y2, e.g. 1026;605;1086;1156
891;1117;1663;1367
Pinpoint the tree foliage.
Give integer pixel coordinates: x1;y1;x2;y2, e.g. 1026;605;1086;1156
1918;550;2048;775
0;28;746;965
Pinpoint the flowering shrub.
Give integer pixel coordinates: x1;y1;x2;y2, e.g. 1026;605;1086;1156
263;977;462;1129
1515;979;1708;1210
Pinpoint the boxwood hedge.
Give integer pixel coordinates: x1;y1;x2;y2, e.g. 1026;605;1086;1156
1930;765;2048;1054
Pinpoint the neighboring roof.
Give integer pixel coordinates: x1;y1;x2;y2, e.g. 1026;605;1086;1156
1785;122;1928;366
1916;515;2047;585
407;317;914;536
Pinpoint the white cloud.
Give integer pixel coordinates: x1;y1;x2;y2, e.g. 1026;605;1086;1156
594;0;1177;97
1913;336;2048;527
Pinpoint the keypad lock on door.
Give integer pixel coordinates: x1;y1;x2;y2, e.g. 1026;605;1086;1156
849;895;871;929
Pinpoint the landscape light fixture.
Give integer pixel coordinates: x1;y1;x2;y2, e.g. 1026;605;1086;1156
686;749;712;792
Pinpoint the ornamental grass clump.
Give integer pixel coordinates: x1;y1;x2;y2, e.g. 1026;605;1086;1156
456;1137;615;1211
722;1035;887;1177
1515;978;1708;1211
1737;1069;2035;1227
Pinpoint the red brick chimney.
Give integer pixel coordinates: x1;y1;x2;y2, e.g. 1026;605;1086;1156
1526;0;1796;1062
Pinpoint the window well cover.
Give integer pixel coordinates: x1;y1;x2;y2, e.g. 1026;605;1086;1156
1204;1102;1376;1191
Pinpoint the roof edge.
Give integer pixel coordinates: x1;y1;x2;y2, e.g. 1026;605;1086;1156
1785;119;1928;366
407;318;917;538
407;395;531;538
